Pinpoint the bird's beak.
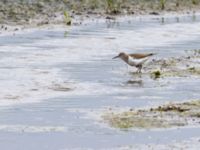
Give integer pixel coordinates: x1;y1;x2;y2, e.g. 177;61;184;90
112;55;119;59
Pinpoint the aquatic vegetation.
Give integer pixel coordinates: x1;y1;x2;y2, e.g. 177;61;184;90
191;49;200;56
63;10;72;25
64;31;69;37
160;0;166;10
105;0;114;13
146;49;200;78
152;104;190;112
105;0;121;14
103;100;200;129
103;114;172;129
150;67;200;78
192;0;199;5
188;67;200;74
88;0;99;9
176;0;180;7
151;70;161;79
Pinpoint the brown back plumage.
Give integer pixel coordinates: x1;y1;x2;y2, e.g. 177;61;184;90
129;53;154;59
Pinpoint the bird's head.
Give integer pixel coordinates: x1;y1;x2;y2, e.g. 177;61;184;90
112;52;126;59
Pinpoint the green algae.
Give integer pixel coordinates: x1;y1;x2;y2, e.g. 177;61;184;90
103;112;175;129
63;10;72;25
148;49;200;78
151;70;161;79
103;100;200;129
160;0;166;10
150;67;200;78
105;0;122;14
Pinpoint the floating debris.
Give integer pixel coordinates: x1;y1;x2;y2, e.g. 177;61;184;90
49;83;72;92
4;95;20;100
126;80;143;85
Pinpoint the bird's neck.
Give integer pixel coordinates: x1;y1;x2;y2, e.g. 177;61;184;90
121;54;129;64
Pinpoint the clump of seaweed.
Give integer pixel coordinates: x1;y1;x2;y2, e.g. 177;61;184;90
151;104;190;112
102;100;200;129
147;49;200;78
105;0;121;14
192;0;199;5
103;112;176;129
151;70;161;79
176;0;180;7
63;11;72;25
160;0;166;10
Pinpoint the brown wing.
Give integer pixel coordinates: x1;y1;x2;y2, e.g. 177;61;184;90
129;53;154;59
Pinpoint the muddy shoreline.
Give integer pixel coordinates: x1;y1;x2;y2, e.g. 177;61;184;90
1;0;200;33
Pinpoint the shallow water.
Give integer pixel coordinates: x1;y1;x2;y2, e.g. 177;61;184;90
0;14;200;149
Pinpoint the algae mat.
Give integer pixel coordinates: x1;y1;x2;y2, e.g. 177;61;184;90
103;100;200;129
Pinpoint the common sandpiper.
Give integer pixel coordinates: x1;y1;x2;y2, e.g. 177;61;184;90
113;52;155;73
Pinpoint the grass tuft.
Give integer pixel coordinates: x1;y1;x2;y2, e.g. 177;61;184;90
63;10;71;25
160;0;166;10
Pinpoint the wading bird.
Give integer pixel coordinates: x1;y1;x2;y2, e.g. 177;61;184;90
113;52;155;73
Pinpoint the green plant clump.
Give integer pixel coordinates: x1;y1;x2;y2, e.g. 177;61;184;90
151;70;161;79
105;0;121;14
192;0;199;5
160;0;166;10
63;11;72;25
103;100;200;129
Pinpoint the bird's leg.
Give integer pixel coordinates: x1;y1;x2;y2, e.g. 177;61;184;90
137;65;142;73
138;68;142;73
137;68;140;73
136;67;139;73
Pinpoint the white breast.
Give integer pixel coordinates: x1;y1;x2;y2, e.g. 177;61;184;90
128;56;148;66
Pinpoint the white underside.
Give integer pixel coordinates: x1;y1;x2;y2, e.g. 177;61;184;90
127;56;148;66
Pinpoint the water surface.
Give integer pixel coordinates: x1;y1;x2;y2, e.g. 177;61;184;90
0;14;200;149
